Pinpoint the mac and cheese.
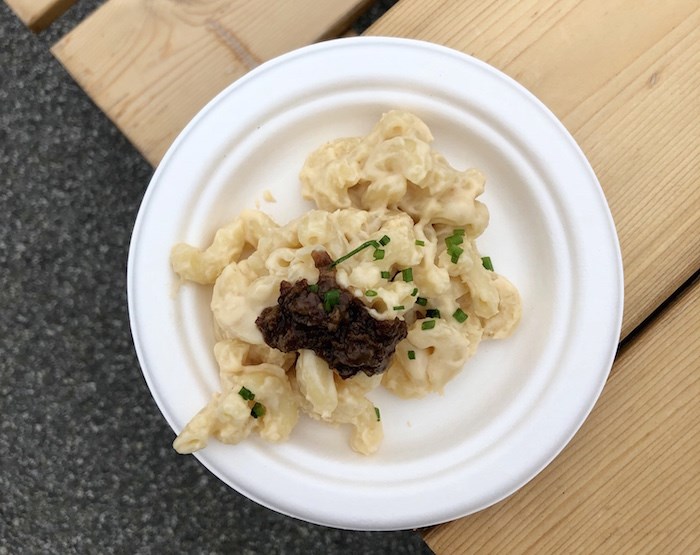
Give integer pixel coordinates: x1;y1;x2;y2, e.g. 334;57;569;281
171;111;521;455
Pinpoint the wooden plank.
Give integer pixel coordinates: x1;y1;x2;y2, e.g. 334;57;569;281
51;0;374;165
3;0;76;31
368;0;700;340
421;276;700;554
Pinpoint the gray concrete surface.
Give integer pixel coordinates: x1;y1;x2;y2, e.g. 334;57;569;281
0;1;434;553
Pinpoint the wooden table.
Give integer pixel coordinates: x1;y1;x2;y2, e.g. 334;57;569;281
7;0;698;552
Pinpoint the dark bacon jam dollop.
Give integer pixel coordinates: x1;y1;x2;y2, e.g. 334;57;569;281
255;250;407;379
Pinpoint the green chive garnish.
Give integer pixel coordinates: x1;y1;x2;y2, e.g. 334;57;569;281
415;297;428;306
411;287;418;296
453;308;468;323
379;235;391;246
250;402;266;419
421;320;436;330
445;235;464;247
415;240;425;247
393;305;405;311
238;386;255;401
445;228;466;263
407;350;416;360
402;268;413;282
331;239;380;267
308;284;319;293
373;249;385;260
381;271;391;279
426;308;441;318
482;256;494;271
365;289;378;297
323;289;340;312
374;407;381;422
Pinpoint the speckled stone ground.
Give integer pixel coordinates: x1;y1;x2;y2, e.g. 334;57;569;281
0;2;434;553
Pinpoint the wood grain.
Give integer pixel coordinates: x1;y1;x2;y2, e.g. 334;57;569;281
421;277;700;554
368;1;700;551
51;0;374;165
3;0;76;31
369;0;700;340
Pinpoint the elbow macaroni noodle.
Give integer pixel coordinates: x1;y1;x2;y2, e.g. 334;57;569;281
171;111;521;455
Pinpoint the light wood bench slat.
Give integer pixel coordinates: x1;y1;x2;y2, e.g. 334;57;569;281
422;277;700;554
369;0;700;340
368;1;700;551
3;0;75;31
51;0;374;165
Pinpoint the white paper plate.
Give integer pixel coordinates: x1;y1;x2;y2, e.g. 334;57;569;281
127;37;623;530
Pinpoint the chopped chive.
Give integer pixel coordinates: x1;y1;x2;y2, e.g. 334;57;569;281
365;289;378;297
402;268;413;282
393;305;405;311
374;407;381;422
445;235;464;247
446;228;465;264
380;271;391;279
415;240;425;247
411;287;418;296
453;308;468;323
379;235;391;246
426;308;441;318
421;320;436;330
448;245;464;258
407;350;416;360
238;386;255;401
331;239;380;267
307;284;319;293
482;256;494;271
323;289;340;312
450;246;464;263
373;249;385;260
415;296;428;306
250;402;266;419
